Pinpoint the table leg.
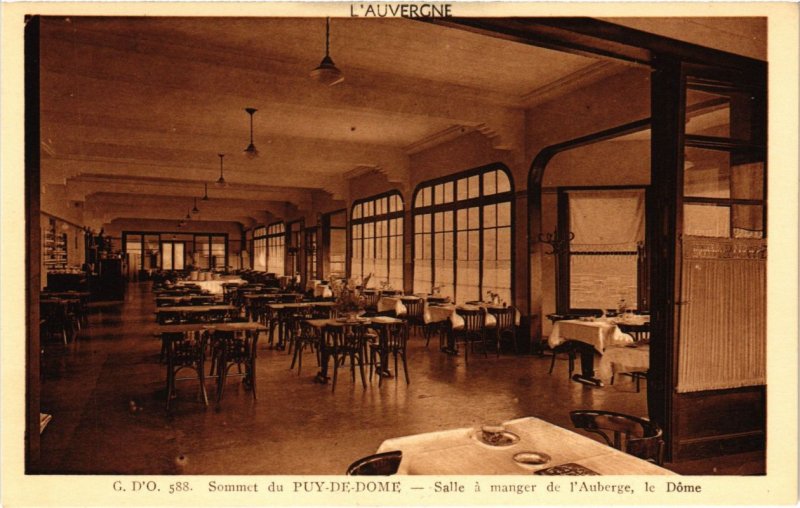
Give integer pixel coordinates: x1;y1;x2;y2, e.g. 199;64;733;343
441;324;458;355
379;327;393;378
570;341;604;387
314;333;331;384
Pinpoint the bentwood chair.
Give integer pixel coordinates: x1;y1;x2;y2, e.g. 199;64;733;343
291;321;321;375
346;451;403;475
369;321;410;386
327;324;368;393
164;331;209;411
569;410;664;465
401;298;424;337
211;329;259;405
452;307;486;363
487;306;517;356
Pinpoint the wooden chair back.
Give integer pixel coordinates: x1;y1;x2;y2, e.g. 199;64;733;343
346;451;402;475
569;410;664;465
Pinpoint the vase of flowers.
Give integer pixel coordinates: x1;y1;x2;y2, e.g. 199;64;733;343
334;276;368;321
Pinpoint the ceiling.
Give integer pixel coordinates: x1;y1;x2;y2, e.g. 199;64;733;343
39;16;617;228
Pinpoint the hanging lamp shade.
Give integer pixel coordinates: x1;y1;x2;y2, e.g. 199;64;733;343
191;197;200;214
310;18;344;86
243;108;259;159
202;182;210;201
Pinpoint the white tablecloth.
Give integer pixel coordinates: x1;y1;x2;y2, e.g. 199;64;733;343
598;344;650;382
376;416;674;475
548;319;633;353
423;303;521;329
176;278;245;295
377;297;408;316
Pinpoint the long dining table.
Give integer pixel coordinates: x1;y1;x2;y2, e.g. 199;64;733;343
154;305;238;324
376;416;675;475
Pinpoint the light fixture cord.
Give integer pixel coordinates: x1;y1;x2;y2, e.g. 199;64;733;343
250;112;254;145
326;17;331;58
219;154;225;178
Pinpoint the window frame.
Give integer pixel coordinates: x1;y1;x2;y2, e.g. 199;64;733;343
556;185;648;313
411;163;515;304
350;190;405;289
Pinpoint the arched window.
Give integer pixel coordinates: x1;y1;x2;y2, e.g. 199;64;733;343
351;191;404;289
266;222;285;275
412;165;513;304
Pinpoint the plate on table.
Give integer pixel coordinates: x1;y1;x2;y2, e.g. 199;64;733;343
513;451;552;468
471;429;520;448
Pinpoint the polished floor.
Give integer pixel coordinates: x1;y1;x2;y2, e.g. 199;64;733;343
34;282;745;475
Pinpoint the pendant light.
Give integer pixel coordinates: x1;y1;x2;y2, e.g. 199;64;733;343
185;208;192;220
191;196;200;215
216;153;227;187
310;17;344;86
202;182;210;201
244;108;259;159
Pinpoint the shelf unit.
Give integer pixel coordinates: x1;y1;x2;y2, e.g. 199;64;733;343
43;218;68;272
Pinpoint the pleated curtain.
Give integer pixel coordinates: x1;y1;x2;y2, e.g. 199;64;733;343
677;237;766;392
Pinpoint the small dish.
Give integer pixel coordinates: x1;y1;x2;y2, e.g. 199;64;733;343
513;451;551;466
472;429;520;447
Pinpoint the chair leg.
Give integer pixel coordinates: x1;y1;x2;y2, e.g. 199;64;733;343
249;359;257;400
331;354;339;393
402;350;410;384
198;361;209;407
357;351;366;389
548;351;557;375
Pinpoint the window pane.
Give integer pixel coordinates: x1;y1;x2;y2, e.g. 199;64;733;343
443;182;454;203
732;204;764;238
457;178;468;201
497;170;511;193
497;228;511;260
468;230;479;260
468;175;479;198
731;161;765;200
457;231;468;260
497;202;511;227
467;207;479;228
684;203;731;237
483;170;497;195
434;184;444;205
483;229;496;261
684;147;731;199
483;203;496;227
174;243;184;270
162;244;172;270
685;88;730;138
456;209;468;230
422;187;431;207
570;254;638;310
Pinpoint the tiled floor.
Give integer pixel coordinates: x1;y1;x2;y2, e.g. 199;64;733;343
38;282;659;475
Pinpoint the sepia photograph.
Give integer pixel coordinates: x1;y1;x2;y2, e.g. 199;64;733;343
1;2;798;505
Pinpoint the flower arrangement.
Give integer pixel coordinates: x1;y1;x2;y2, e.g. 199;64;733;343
333;273;371;317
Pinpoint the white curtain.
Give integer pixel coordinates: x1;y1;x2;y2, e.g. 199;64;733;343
677;237;766;392
569;190;644;252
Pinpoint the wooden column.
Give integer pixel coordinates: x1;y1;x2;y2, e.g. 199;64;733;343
25;15;42;470
647;56;684;461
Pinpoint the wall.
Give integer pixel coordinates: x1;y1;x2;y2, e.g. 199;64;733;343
527;67;652;340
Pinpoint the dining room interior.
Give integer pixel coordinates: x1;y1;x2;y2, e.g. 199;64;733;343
23;14;768;476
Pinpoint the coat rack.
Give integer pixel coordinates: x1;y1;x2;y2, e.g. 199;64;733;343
537;230;575;255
